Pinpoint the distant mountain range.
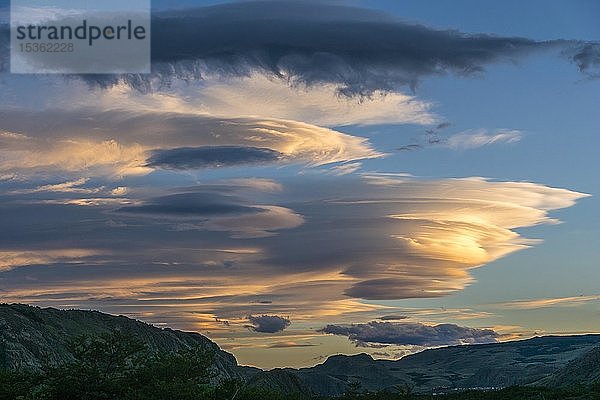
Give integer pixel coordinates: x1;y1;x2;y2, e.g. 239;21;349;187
1;304;599;396
287;335;600;395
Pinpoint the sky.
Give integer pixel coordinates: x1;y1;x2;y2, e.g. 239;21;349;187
0;0;599;369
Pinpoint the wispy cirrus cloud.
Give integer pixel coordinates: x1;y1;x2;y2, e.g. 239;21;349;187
266;341;317;349
0;249;104;272
9;178;99;195
328;162;363;176
394;127;522;153
491;295;600;309
445;129;523;150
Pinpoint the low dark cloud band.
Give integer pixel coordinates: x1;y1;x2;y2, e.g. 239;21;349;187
319;321;498;347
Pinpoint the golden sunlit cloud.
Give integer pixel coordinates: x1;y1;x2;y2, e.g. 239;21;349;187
0;74;436;127
0;110;381;177
135;74;436;126
0;249;105;272
0;175;588;340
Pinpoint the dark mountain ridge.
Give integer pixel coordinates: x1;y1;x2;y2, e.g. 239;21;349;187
0;303;256;381
2;303;599;396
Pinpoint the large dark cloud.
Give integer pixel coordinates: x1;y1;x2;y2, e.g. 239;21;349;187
247;314;291;333
145;146;282;170
77;1;598;94
2;2;599;91
319;321;498;347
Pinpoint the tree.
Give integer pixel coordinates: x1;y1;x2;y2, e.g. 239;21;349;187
35;329;216;400
38;329;146;399
0;339;8;371
344;380;364;399
128;345;215;400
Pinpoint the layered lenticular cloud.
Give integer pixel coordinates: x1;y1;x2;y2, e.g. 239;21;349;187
0;109;381;176
0;174;588;331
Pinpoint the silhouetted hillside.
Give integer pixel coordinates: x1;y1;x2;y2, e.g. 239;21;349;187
2;303;600;398
0;303;251;381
